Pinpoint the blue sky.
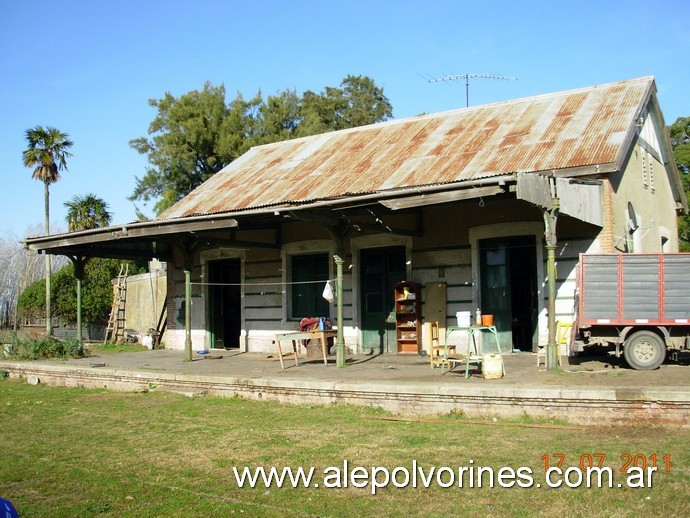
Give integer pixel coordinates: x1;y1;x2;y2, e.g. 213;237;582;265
1;0;688;240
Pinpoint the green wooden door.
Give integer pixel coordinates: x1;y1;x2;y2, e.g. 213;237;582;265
480;241;511;351
360;247;406;353
291;253;329;319
479;236;537;352
208;259;241;348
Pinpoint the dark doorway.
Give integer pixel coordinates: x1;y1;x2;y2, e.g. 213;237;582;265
360;247;406;353
479;236;537;352
208;259;241;349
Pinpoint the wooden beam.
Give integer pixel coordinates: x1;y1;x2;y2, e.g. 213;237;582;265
546;163;618;177
351;222;422;237
379;185;505;210
195;236;281;249
287;209;341;227
40;245;172;262
25;217;238;252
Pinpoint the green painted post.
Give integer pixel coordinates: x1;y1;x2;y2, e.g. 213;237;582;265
45;254;52;336
546;242;558;369
184;268;192;362
544;193;560;371
334;255;346;368
76;276;82;347
70;257;85;349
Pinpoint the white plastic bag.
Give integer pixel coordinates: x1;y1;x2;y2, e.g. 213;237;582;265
142;334;154;350
322;281;335;303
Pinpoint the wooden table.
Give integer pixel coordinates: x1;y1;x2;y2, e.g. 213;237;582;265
444;325;505;378
274;329;337;369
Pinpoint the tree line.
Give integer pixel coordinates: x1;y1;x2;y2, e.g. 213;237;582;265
128;75;393;216
0;226;67;329
669;116;690;251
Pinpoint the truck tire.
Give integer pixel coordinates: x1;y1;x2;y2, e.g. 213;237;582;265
623;331;666;370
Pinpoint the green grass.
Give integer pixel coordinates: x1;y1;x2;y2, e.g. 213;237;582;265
1;378;689;517
0;331;152;360
2;334;84;360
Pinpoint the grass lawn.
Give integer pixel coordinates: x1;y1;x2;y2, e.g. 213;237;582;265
1;378;689;517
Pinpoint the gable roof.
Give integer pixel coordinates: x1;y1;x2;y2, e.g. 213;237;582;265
161;76;659;220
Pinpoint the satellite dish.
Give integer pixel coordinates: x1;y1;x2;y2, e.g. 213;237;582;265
627;202;639;232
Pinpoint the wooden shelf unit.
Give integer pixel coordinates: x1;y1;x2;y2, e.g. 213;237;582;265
394;281;421;354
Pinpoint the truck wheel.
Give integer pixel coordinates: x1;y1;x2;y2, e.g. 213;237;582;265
623;331;666;370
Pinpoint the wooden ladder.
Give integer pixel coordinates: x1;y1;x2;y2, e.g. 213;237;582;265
103;264;129;343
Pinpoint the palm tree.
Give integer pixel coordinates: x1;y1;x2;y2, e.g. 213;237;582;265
65;194;112;231
22;125;73;335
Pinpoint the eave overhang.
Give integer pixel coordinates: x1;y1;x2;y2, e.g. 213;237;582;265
23;214;240;260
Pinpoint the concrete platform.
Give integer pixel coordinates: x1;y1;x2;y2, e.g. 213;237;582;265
2;349;690;427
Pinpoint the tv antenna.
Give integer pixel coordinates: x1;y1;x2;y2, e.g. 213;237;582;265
427;73;517;107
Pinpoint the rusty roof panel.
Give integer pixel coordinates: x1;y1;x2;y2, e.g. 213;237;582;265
160;77;654;219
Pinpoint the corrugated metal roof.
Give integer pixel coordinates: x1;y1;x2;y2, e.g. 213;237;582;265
161;77;654;219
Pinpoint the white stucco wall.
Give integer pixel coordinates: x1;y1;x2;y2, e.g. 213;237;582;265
609;117;680;253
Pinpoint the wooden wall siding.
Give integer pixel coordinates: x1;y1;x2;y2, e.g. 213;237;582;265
163;261;206;349
241;251;356;336
238;252;285;349
552;237;602;323
244;253;282;328
516;173;604;227
558;179;604;227
240;251;357;351
166;266;177;331
168;261;204;331
412;248;473;321
340;268;354;323
281;222;332;243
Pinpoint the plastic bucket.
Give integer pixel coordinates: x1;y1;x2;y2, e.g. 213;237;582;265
482;353;503;379
456;311;472;327
481;314;494;326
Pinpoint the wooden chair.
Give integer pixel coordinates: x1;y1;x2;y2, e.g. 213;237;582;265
557;321;573;352
429;321;455;369
556;320;572;366
537;321;569;367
